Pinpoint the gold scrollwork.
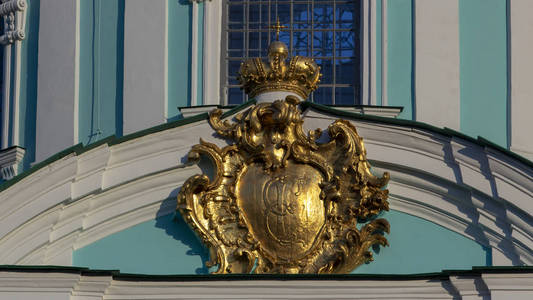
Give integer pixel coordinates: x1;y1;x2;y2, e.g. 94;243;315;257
177;95;390;274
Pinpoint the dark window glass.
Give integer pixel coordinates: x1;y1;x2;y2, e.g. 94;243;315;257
223;0;360;105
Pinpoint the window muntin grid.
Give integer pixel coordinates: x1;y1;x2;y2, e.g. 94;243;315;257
223;0;360;105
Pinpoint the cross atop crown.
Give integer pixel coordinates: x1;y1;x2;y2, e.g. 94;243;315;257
269;18;287;41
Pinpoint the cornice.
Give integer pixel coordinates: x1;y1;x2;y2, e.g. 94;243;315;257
0;100;532;268
0;266;533;299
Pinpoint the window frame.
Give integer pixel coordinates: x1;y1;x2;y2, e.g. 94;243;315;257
201;0;382;106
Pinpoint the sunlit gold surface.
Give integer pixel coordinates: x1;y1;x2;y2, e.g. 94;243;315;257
238;162;325;262
177;95;390;274
237;40;321;99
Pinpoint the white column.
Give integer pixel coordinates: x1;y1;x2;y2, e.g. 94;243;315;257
123;0;167;135
361;0;370;105
381;0;388;106
203;0;222;105
369;0;377;105
510;0;533;161
35;0;79;162
1;43;11;149
190;1;198;106
414;0;460;130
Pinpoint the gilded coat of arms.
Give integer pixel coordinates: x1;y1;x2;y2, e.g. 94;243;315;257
177;30;390;274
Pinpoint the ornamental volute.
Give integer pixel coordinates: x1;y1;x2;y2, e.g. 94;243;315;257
177;20;390;274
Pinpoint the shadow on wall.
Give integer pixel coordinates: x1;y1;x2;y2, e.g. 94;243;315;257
72;187;210;275
155;190;210;274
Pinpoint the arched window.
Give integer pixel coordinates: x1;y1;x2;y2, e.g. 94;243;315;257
222;0;361;105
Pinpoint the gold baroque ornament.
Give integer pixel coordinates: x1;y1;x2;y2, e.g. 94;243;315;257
177;95;391;274
237;20;321;100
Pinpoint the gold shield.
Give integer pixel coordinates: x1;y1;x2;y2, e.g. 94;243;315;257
177;95;390;274
237;162;325;262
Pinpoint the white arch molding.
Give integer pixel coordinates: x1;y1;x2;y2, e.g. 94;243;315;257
0;107;531;267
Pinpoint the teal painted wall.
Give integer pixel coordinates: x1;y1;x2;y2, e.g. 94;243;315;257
354;210;490;274
375;0;382;106
386;0;413;119
459;0;508;148
167;1;192;120
73;210;490;275
79;0;124;145
74;213;209;275
18;0;40;170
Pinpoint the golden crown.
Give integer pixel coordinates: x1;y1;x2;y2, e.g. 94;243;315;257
237;21;321;99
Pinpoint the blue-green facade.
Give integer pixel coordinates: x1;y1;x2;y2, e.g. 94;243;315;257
3;0;522;275
13;0;514;167
73;210;490;275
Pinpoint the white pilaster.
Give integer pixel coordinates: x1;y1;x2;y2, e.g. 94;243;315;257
123;0;167;135
0;0;27;149
414;0;460;130
203;0;222;105
369;0;377;105
509;0;533;161
190;1;198;106
2;43;11;149
35;0;79;162
361;0;370;105
381;0;388;106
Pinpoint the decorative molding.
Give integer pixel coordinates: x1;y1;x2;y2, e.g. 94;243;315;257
179;105;403;119
1;268;533;299
0;0;26;45
0;0;26;149
0;146;24;180
0;108;531;268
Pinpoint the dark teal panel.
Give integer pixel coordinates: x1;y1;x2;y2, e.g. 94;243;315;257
459;0;508;148
74;210;489;275
79;0;124;145
73;213;209;275
386;0;413;119
18;0;40;169
168;1;192;120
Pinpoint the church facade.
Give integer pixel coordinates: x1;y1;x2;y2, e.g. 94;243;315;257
0;0;532;298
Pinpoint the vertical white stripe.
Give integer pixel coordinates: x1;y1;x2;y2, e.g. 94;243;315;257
414;0;460;130
509;0;533;160
164;0;169;119
123;0;167;135
12;43;21;146
11;9;24;146
35;0;78;162
2;44;11;149
203;0;222;105
73;0;80;144
190;2;198;107
361;0;370;105
370;0;377;105
382;0;388;106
